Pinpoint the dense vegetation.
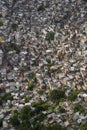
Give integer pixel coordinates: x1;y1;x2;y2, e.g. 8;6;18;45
10;103;66;130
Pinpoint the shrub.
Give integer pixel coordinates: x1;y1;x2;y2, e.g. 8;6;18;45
79;123;87;130
0;92;13;103
33;113;46;126
68;89;82;101
32;100;47;114
37;5;45;11
0;119;2;127
11;23;18;31
28;81;34;90
28;73;36;90
18;124;32;130
25;96;32;102
49;88;66;103
4;43;20;53
0;88;4;94
46;31;55;41
29;72;36;81
50;124;66;130
0;79;2;83
0;37;5;43
83;0;87;2
20;105;31;121
73;104;85;113
0;96;3;105
38;89;44;95
10;110;20;127
84;27;87;35
59;106;66;113
0;20;3;26
3;92;13;101
36;124;66;130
